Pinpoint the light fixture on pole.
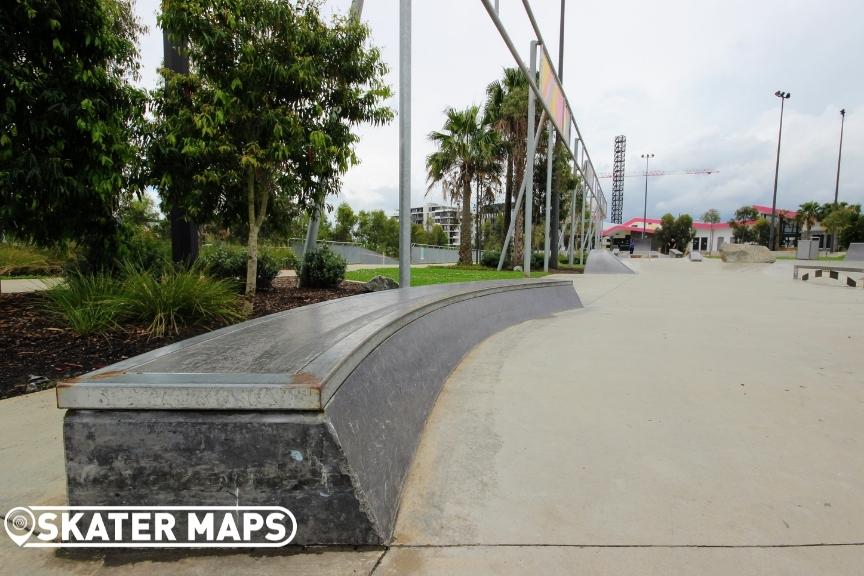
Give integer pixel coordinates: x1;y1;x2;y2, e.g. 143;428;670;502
834;108;846;206
768;90;790;251
640;153;654;238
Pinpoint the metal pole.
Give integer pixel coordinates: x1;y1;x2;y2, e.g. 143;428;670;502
496;110;547;271
831;108;847;252
641;155;651;238
543;120;554;271
524;41;538;275
548;0;565;270
303;0;365;257
568;145;577;265
398;0;411;287
834;109;846;206
769;92;789;251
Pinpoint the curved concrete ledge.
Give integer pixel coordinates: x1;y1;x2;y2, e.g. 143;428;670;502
60;280;581;545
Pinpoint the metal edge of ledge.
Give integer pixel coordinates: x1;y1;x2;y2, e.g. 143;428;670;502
56;279;576;411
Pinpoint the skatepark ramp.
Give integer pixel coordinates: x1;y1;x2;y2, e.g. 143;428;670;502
292;240;398;265
845;243;864;262
57;280;582;545
585;249;636;274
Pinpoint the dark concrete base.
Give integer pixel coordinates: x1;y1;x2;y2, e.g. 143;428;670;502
62;281;582;545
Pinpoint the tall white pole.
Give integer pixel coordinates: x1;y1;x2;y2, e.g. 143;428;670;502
524;41;538;275
543;120;554;272
398;0;411;288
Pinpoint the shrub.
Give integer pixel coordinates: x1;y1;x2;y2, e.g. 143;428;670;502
42;272;125;335
299;245;347;288
478;250;543;269
120;264;246;338
200;245;278;291
263;245;299;271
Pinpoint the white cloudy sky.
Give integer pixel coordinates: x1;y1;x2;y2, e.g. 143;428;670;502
133;0;863;222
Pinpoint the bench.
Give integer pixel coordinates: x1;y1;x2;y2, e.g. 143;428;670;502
57;279;582;545
793;264;864;287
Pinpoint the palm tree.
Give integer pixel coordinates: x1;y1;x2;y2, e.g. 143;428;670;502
427;106;500;265
796;201;821;239
484;68;529;263
701;208;721;253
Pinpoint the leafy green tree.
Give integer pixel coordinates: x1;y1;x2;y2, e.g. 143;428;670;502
485;69;528;246
332;202;357;243
796;201;821;239
753;218;770;246
822;205;858;250
151;0;392;295
0;0;147;268
730;206;759;243
701;209;721;253
841;211;864;249
411;223;428;245
428;224;448;246
672;214;694;251
356;209;398;256
426;106;500;265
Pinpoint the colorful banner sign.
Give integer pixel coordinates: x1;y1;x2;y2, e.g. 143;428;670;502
538;48;570;144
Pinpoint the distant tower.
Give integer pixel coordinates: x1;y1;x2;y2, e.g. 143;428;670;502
610;135;626;224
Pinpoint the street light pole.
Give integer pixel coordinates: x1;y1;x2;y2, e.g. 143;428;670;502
834;109;846;206
640;153;654;239
769;90;790;251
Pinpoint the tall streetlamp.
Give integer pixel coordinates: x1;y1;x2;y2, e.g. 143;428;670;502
834;108;846;206
640;153;654;238
768;90;791;251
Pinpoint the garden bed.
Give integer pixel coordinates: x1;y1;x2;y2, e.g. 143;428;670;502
0;277;365;400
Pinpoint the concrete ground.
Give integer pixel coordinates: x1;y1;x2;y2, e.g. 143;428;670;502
2;258;863;574
0;278;60;293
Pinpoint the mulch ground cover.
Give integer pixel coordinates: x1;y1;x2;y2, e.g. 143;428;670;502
0;277;366;400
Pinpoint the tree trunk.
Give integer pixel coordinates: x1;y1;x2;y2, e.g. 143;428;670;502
459;173;472;265
512;152;525;268
550;142;560;269
245;169;259;297
503;150;513;242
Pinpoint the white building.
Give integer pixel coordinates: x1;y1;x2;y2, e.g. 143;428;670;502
410;203;460;246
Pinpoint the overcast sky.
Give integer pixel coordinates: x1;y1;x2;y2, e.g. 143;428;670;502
133;0;863;223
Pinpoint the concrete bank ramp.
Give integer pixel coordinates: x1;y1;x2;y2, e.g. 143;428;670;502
585;249;636;274
845;243;864;261
57;280;582;546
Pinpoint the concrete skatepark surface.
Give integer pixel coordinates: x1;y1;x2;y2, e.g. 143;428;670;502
3;259;864;574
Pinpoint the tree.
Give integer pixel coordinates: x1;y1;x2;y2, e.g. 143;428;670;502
485;68;529;248
428;224;448;246
654;213;676;253
0;0;147;268
426;106;500;265
332;202;357;243
672;214;695;252
796;201;821;239
411;223;428;245
822;205;858;250
730;206;759;243
356;209;398;256
701;209;721;253
151;0;392;295
841;211;864;249
753;218;770;246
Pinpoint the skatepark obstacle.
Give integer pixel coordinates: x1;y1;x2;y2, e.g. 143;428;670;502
585;249;635;274
57;280;582;545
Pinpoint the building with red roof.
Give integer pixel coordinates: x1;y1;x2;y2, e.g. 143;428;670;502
603;205;803;253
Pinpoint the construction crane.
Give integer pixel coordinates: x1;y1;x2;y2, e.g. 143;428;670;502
599;169;719;178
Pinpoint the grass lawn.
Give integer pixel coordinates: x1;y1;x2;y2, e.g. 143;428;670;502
345;265;548;287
